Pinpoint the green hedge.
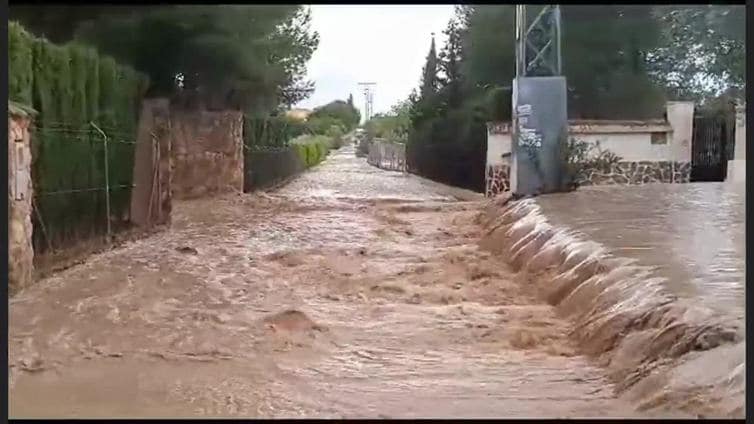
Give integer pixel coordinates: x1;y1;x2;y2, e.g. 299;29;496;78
244;149;305;192
9;22;148;254
291;135;333;168
244;115;311;149
9;22;34;106
243;134;336;192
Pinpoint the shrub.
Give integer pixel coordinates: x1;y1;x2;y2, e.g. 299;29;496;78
9;21;148;254
561;137;623;189
244;114;311;150
291;134;334;167
9;22;34;106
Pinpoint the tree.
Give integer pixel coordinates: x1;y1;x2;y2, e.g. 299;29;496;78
438;18;464;110
32;6;320;112
560;5;666;119
309;99;361;131
647;5;745;101
270;7;320;109
420;33;440;99
458;5;666;120
405;5;673;192
8;6;159;43
363;98;413;143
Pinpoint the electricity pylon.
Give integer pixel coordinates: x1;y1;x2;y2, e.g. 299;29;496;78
515;5;562;77
511;5;568;196
358;82;376;122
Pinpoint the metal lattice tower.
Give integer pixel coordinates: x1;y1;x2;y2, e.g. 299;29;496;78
358;82;376;122
511;4;568;196
515;5;562;77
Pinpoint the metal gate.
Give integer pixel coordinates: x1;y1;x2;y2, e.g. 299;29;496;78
691;115;731;182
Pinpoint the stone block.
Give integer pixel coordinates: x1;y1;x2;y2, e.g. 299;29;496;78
170;109;244;199
8;113;34;293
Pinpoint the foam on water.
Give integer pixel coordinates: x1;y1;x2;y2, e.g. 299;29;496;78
479;193;744;418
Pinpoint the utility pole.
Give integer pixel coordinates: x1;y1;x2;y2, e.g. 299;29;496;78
358;82;376;123
511;5;568;196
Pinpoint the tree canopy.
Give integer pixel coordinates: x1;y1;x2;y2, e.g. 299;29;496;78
647;5;745;101
363;98;412;144
10;5;320;113
308;99;361;132
404;5;745;191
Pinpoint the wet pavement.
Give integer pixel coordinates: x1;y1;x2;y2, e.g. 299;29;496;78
8;145;651;418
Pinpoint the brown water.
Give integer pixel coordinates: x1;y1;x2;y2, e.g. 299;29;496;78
9;146;655;418
535;183;745;320
10;146;739;418
478;183;745;418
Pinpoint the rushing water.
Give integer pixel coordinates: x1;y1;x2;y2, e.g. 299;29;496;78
8;146;742;418
479;182;744;417
535;183;745;320
9;146;648;418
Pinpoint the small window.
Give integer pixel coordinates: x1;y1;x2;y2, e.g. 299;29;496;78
651;132;668;145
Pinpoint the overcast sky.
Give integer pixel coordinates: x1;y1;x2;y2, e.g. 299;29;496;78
295;5;455;118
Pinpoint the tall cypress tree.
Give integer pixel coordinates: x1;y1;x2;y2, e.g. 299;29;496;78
439;19;464;109
419;33;439;99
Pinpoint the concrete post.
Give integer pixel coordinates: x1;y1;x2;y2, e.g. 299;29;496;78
485;122;512;197
665;101;694;164
511;76;568;196
727;102;746;182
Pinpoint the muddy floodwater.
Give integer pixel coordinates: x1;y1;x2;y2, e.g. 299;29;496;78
8;146;738;418
535;183;745;320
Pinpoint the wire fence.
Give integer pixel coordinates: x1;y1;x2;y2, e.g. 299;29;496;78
29;121;151;255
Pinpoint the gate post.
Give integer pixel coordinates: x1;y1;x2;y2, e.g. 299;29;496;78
666;101;694;164
8;103;35;293
727;102;746;183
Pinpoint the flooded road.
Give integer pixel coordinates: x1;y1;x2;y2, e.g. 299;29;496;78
10;145;652;418
478;182;744;418
532;183;745;416
535;183;745;319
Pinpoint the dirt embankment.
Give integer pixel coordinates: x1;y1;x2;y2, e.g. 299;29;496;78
477;194;744;418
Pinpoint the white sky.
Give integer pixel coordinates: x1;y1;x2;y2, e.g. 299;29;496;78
295;5;456;117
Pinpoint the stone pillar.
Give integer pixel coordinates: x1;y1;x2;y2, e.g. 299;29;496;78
170;109;244;200
665;101;694;164
727;102;746;183
485;122;512;197
130;98;173;228
8;108;34;293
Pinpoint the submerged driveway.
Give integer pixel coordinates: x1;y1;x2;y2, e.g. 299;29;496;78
11;146;650;418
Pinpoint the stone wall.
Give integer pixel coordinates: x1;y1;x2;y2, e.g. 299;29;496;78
8;109;34;293
485;101;695;197
485;164;511;197
576;161;691;186
367;139;406;172
130;98;173;227
170;109;244;199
